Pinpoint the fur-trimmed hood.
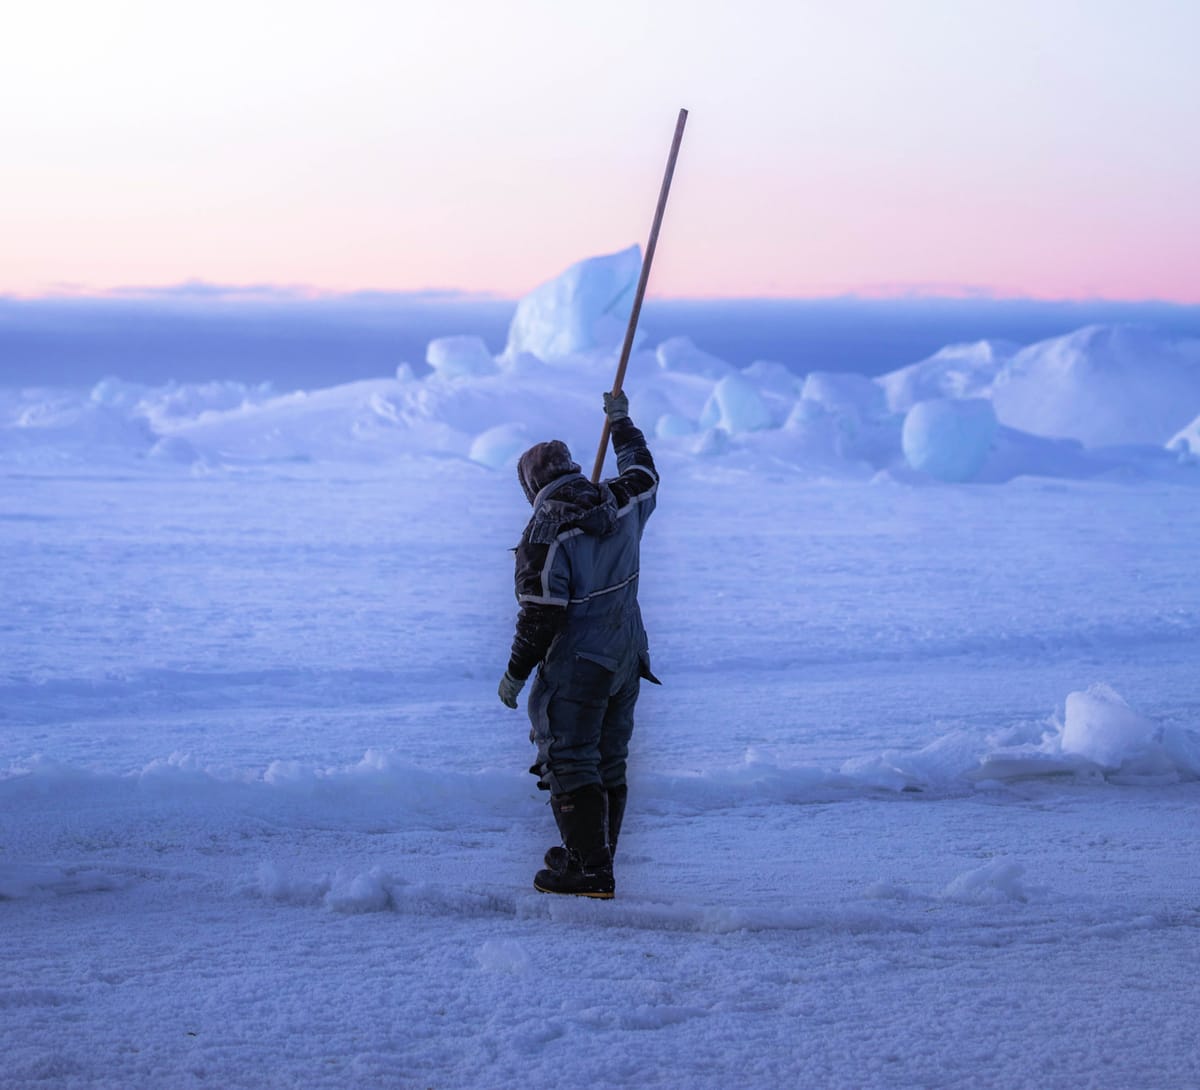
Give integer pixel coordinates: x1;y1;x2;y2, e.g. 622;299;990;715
517;441;618;545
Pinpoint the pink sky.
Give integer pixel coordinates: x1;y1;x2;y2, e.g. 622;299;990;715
3;1;1198;302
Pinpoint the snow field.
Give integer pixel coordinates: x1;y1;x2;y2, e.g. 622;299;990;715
4;765;1199;1090
3;246;1200;1087
3;456;1200;1088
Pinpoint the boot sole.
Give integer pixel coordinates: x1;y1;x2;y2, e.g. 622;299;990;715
532;880;614;899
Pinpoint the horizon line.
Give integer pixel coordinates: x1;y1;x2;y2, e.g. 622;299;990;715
5;279;1200;309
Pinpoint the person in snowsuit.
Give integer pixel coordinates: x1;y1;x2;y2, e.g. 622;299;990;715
498;390;660;898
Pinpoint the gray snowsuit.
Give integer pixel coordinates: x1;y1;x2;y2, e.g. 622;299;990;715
506;418;660;796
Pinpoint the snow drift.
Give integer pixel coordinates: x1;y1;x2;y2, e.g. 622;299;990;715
2;248;1199;485
879;339;1018;413
990;325;1200;447
3;687;1194;826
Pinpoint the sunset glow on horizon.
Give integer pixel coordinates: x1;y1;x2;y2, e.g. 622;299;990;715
3;0;1198;303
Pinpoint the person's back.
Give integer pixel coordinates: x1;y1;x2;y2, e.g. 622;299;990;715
498;391;659;898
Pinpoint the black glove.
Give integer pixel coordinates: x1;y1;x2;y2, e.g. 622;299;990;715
498;671;525;709
603;390;629;422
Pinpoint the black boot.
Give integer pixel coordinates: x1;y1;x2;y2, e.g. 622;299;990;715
544;784;628;873
607;784;628;857
534;785;614;898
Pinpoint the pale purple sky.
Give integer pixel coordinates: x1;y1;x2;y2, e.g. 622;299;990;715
3;0;1198;301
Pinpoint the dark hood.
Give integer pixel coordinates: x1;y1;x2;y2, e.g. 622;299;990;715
517;440;619;544
518;440;580;504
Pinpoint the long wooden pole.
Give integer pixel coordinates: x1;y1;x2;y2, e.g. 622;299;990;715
590;107;688;483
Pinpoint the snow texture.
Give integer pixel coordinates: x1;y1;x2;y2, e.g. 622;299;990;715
4;251;1198;488
878;338;1018;412
504;245;641;361
698;373;773;433
1169;412;1200;462
469;422;530;469
990;324;1200;447
656;335;736;379
3;248;1200;1089
902;398;999;482
426;334;498;379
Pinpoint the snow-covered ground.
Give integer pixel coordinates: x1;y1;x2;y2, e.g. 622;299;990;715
3;251;1200;1089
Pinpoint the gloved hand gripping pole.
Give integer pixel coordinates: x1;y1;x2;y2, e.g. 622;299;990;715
590;107;689;484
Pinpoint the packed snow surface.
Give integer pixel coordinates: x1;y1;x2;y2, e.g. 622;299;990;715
3;249;1200;1089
